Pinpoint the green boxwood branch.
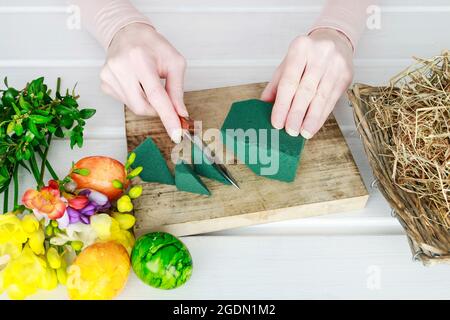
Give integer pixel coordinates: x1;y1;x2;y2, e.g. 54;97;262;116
0;77;94;201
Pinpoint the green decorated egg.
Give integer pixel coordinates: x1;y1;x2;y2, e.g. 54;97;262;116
131;232;193;289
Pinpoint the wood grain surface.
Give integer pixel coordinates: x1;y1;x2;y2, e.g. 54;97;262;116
125;83;368;236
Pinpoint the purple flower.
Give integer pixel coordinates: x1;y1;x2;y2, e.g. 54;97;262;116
79;189;111;212
67;202;95;224
94;201;111;212
80;203;96;216
67;189;112;225
67;206;83;224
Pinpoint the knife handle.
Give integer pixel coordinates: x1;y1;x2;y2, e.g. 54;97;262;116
180;116;195;134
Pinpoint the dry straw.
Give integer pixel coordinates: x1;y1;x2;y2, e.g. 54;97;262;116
348;51;450;265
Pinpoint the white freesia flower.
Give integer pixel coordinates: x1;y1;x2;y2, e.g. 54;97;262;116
57;210;70;229
50;222;98;249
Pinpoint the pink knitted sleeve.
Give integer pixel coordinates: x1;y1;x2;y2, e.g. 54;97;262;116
308;0;378;51
71;0;153;50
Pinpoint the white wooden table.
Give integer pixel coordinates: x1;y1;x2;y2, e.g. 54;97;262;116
1;0;449;299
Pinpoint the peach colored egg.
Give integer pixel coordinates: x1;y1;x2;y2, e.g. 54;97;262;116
70;156;129;200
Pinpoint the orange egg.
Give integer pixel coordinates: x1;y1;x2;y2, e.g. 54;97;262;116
70;156;129;200
67;241;131;300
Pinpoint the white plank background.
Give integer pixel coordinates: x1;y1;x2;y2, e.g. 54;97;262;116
1;0;449;299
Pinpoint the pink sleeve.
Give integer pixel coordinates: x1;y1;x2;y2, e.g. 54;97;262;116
71;0;153;50
308;0;377;51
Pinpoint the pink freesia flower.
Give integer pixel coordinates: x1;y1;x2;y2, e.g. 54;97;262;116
68;195;89;210
22;186;66;220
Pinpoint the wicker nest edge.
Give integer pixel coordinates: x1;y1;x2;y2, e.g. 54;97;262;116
348;83;450;266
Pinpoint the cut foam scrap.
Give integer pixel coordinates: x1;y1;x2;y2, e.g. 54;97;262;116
192;142;231;185
175;161;211;196
131;137;175;185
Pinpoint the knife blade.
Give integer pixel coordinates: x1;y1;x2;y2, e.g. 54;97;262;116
180;116;240;189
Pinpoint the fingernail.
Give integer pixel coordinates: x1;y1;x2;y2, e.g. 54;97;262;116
179;108;189;117
171;128;182;144
286;127;299;137
272;120;283;130
300;129;313;139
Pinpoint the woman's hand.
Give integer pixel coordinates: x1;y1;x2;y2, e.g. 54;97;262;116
100;23;187;143
261;28;354;139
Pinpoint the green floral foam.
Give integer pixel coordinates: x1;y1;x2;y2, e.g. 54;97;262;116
221;99;306;182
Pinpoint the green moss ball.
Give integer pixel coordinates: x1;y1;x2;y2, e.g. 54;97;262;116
131;232;193;289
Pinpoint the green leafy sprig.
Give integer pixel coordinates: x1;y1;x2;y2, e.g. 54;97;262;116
0;77;96;212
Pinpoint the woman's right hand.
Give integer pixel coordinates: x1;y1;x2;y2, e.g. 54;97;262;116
100;22;188;143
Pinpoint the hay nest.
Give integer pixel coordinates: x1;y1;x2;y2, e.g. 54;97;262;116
348;51;450;265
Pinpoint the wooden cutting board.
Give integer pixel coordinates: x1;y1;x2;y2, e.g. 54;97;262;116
125;83;368;237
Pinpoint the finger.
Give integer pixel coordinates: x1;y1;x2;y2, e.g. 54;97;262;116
271;53;307;129
165;63;189;117
261;63;283;102
107;61;159;116
125;83;158;116
119;75;157;116
100;81;124;103
102;66;158;116
284;62;325;136
100;66;127;102
139;70;182;143
301;78;342;139
286;68;337;137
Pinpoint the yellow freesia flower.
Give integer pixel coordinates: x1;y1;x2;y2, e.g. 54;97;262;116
117;195;133;213
46;247;62;269
1;245;57;300
0;242;22;261
41;268;58;291
21;214;40;234
108;217;135;254
0;213;28;245
113;229;135;255
90;214;112;240
57;266;68;285
28;229;45;255
0;270;4;295
111;212;136;230
90;214;135;254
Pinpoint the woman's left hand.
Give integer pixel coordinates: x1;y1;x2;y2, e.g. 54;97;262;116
261;28;354;139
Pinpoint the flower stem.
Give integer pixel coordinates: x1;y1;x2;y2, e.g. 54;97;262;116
56;77;61;95
36;147;59;181
39;134;52;183
13;164;19;210
3;185;8;213
29;153;43;188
